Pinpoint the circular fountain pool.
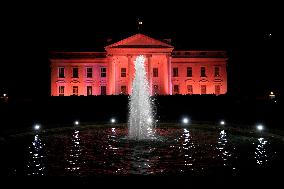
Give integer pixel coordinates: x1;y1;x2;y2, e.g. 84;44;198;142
1;124;283;176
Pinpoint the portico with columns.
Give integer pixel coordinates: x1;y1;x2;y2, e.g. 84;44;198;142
104;34;174;95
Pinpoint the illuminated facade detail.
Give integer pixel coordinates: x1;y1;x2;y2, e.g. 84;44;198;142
50;33;228;96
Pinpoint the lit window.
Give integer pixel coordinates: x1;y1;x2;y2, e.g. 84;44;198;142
101;86;106;95
173;85;179;94
215;85;220;95
201;85;206;94
59;86;65;96
214;67;220;77
87;86;92;96
121;85;127;95
72;68;79;78
153;68;158;77
58;67;65;78
121;68;126;77
201;67;206;77
187;85;193;94
86;67;93;78
73;86;78;96
173;68;179;77
101;67;106;77
187;67;192;77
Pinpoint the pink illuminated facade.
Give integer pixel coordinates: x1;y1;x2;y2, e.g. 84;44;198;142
50;33;227;96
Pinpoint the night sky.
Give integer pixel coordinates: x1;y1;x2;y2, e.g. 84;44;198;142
0;1;282;98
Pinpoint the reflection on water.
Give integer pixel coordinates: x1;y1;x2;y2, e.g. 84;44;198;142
179;128;195;168
7;126;283;176
130;145;154;175
255;137;268;166
65;130;82;174
107;127;121;173
216;130;231;166
88;127;125;175
169;128;196;173
27;134;46;175
108;128;119;152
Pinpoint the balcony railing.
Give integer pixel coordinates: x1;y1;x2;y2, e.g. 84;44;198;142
172;51;227;58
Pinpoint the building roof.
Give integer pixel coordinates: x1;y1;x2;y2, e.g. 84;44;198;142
105;33;174;49
49;33;227;59
49;52;107;59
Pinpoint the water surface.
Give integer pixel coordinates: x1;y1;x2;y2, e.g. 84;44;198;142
1;126;283;176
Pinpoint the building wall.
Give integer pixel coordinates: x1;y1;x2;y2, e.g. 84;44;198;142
50;51;227;96
50;56;108;96
171;56;227;95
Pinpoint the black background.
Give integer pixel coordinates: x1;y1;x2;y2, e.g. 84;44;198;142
0;1;283;99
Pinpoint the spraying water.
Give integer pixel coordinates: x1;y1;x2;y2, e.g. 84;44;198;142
128;55;155;140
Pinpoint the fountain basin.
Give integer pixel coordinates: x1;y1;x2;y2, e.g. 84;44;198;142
1;123;283;176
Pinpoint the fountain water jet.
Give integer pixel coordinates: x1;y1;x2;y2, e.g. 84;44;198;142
128;55;155;140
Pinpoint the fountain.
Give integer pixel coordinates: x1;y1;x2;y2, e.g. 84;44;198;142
128;55;155;140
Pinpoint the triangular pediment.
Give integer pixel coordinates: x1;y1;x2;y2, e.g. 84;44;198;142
105;33;173;49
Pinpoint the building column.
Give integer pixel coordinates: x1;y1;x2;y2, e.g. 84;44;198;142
167;54;172;95
107;56;112;95
147;55;152;95
127;55;132;94
80;65;84;96
113;59;116;95
163;55;169;95
107;55;116;95
51;65;55;96
67;65;71;96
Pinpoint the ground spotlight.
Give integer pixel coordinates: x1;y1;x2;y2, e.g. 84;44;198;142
257;124;264;131
182;117;190;124
110;118;116;123
34;124;40;130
